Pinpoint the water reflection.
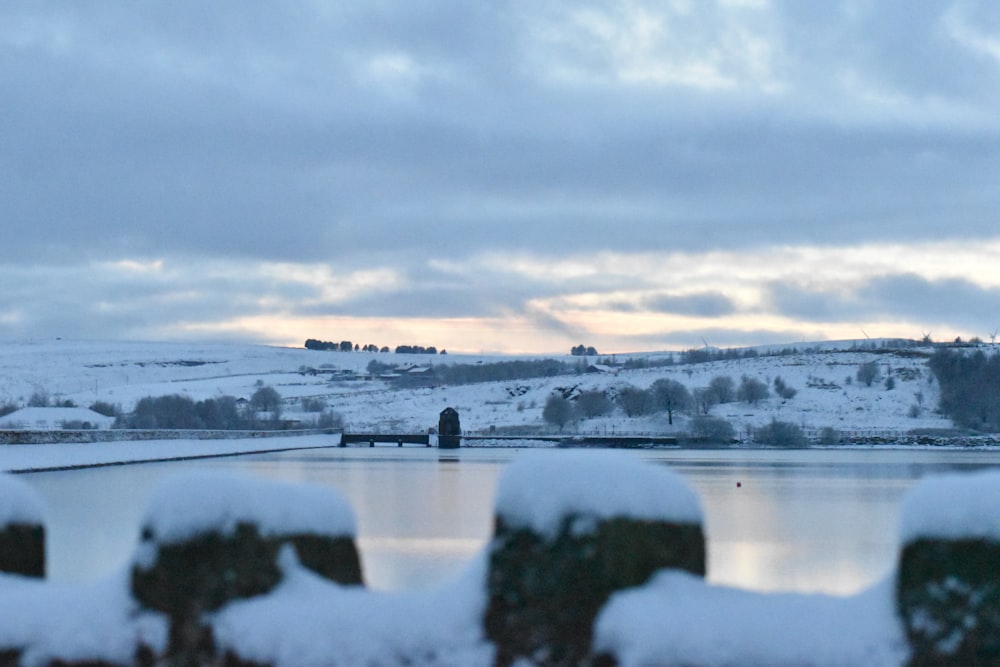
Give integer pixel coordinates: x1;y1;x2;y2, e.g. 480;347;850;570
16;446;1000;594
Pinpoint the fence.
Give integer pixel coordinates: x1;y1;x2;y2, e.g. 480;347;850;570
1;454;997;666
0;428;330;445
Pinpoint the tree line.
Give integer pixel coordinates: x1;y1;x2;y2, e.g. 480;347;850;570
305;339;446;355
112;385;342;431
541;374;806;445
929;348;1000;432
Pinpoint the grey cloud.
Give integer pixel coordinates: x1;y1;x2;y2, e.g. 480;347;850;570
0;261;315;341
778;0;1000;103
643;292;737;318
522;305;583;340
616;327;809;354
768;274;1000;334
3;2;1000;346
315;286;502;319
5;2;1000;268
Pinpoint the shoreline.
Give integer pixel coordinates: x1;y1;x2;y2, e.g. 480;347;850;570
4;431;1000;474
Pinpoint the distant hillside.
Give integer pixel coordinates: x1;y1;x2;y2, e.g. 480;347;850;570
0;338;984;443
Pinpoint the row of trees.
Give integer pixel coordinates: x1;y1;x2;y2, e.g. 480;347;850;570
305;339;446;355
542;385;812;446
929;348;1000;431
364;358;586;386
436;359;572;385
112;386;340;430
542;374;795;430
305;339;387;353
394;345;444;355
116;394;249;430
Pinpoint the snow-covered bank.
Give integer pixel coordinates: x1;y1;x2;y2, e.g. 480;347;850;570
0;434;339;473
0;338;965;442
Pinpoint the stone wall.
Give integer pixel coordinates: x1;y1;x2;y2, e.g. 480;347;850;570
0;428;329;445
1;457;998;666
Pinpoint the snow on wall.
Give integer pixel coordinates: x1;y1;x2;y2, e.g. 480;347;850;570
7;456;1000;665
212;549;493;667
0;570;166;667
0;473;45;526
494;450;703;537
899;469;1000;543
138;471;357;544
593;571;907;667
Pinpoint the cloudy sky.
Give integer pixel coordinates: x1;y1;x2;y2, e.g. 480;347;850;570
3;1;1000;354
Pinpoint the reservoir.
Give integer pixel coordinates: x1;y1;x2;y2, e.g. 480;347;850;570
18;446;1000;595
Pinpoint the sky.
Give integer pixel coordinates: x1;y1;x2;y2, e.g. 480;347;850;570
3;0;1000;354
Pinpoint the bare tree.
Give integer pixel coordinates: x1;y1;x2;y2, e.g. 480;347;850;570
708;375;735;404
616;385;653;417
692;388;712;415
650;378;691;425
575;390;612;419
737;375;770;405
856;362;881;387
542;394;574;431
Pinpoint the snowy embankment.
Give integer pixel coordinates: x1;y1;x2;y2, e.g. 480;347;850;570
0;434;339;473
0;338;965;445
6;451;997;666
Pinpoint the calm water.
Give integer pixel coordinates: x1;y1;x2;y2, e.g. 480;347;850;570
18;446;1000;594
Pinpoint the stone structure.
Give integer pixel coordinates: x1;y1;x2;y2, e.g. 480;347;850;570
895;471;1000;666
0;475;45;578
129;473;363;665
483;451;705;667
3;461;1000;666
438;407;461;449
897;538;1000;665
486;515;704;667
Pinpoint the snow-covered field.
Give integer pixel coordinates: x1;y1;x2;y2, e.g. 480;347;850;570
0;338;957;443
2;340;997;665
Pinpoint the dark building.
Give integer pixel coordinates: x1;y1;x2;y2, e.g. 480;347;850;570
438;407;461;449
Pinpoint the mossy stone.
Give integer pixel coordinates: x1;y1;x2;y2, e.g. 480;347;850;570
485;515;705;667
0;523;44;578
132;522;363;666
897;537;1000;666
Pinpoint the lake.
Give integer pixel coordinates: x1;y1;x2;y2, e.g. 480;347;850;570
18;446;1000;594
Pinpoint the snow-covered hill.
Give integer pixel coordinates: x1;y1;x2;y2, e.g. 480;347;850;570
0;338;960;440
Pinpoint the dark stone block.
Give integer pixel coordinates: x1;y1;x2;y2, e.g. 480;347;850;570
485;515;705;667
0;523;44;578
132;523;283;618
439;407;461;449
288;533;363;586
897;537;1000;666
132;523;363;666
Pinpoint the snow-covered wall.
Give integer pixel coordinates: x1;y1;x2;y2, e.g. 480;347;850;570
0;474;45;578
2;461;999;666
0;428;329;445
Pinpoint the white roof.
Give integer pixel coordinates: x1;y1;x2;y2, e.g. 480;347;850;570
0;407;115;430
